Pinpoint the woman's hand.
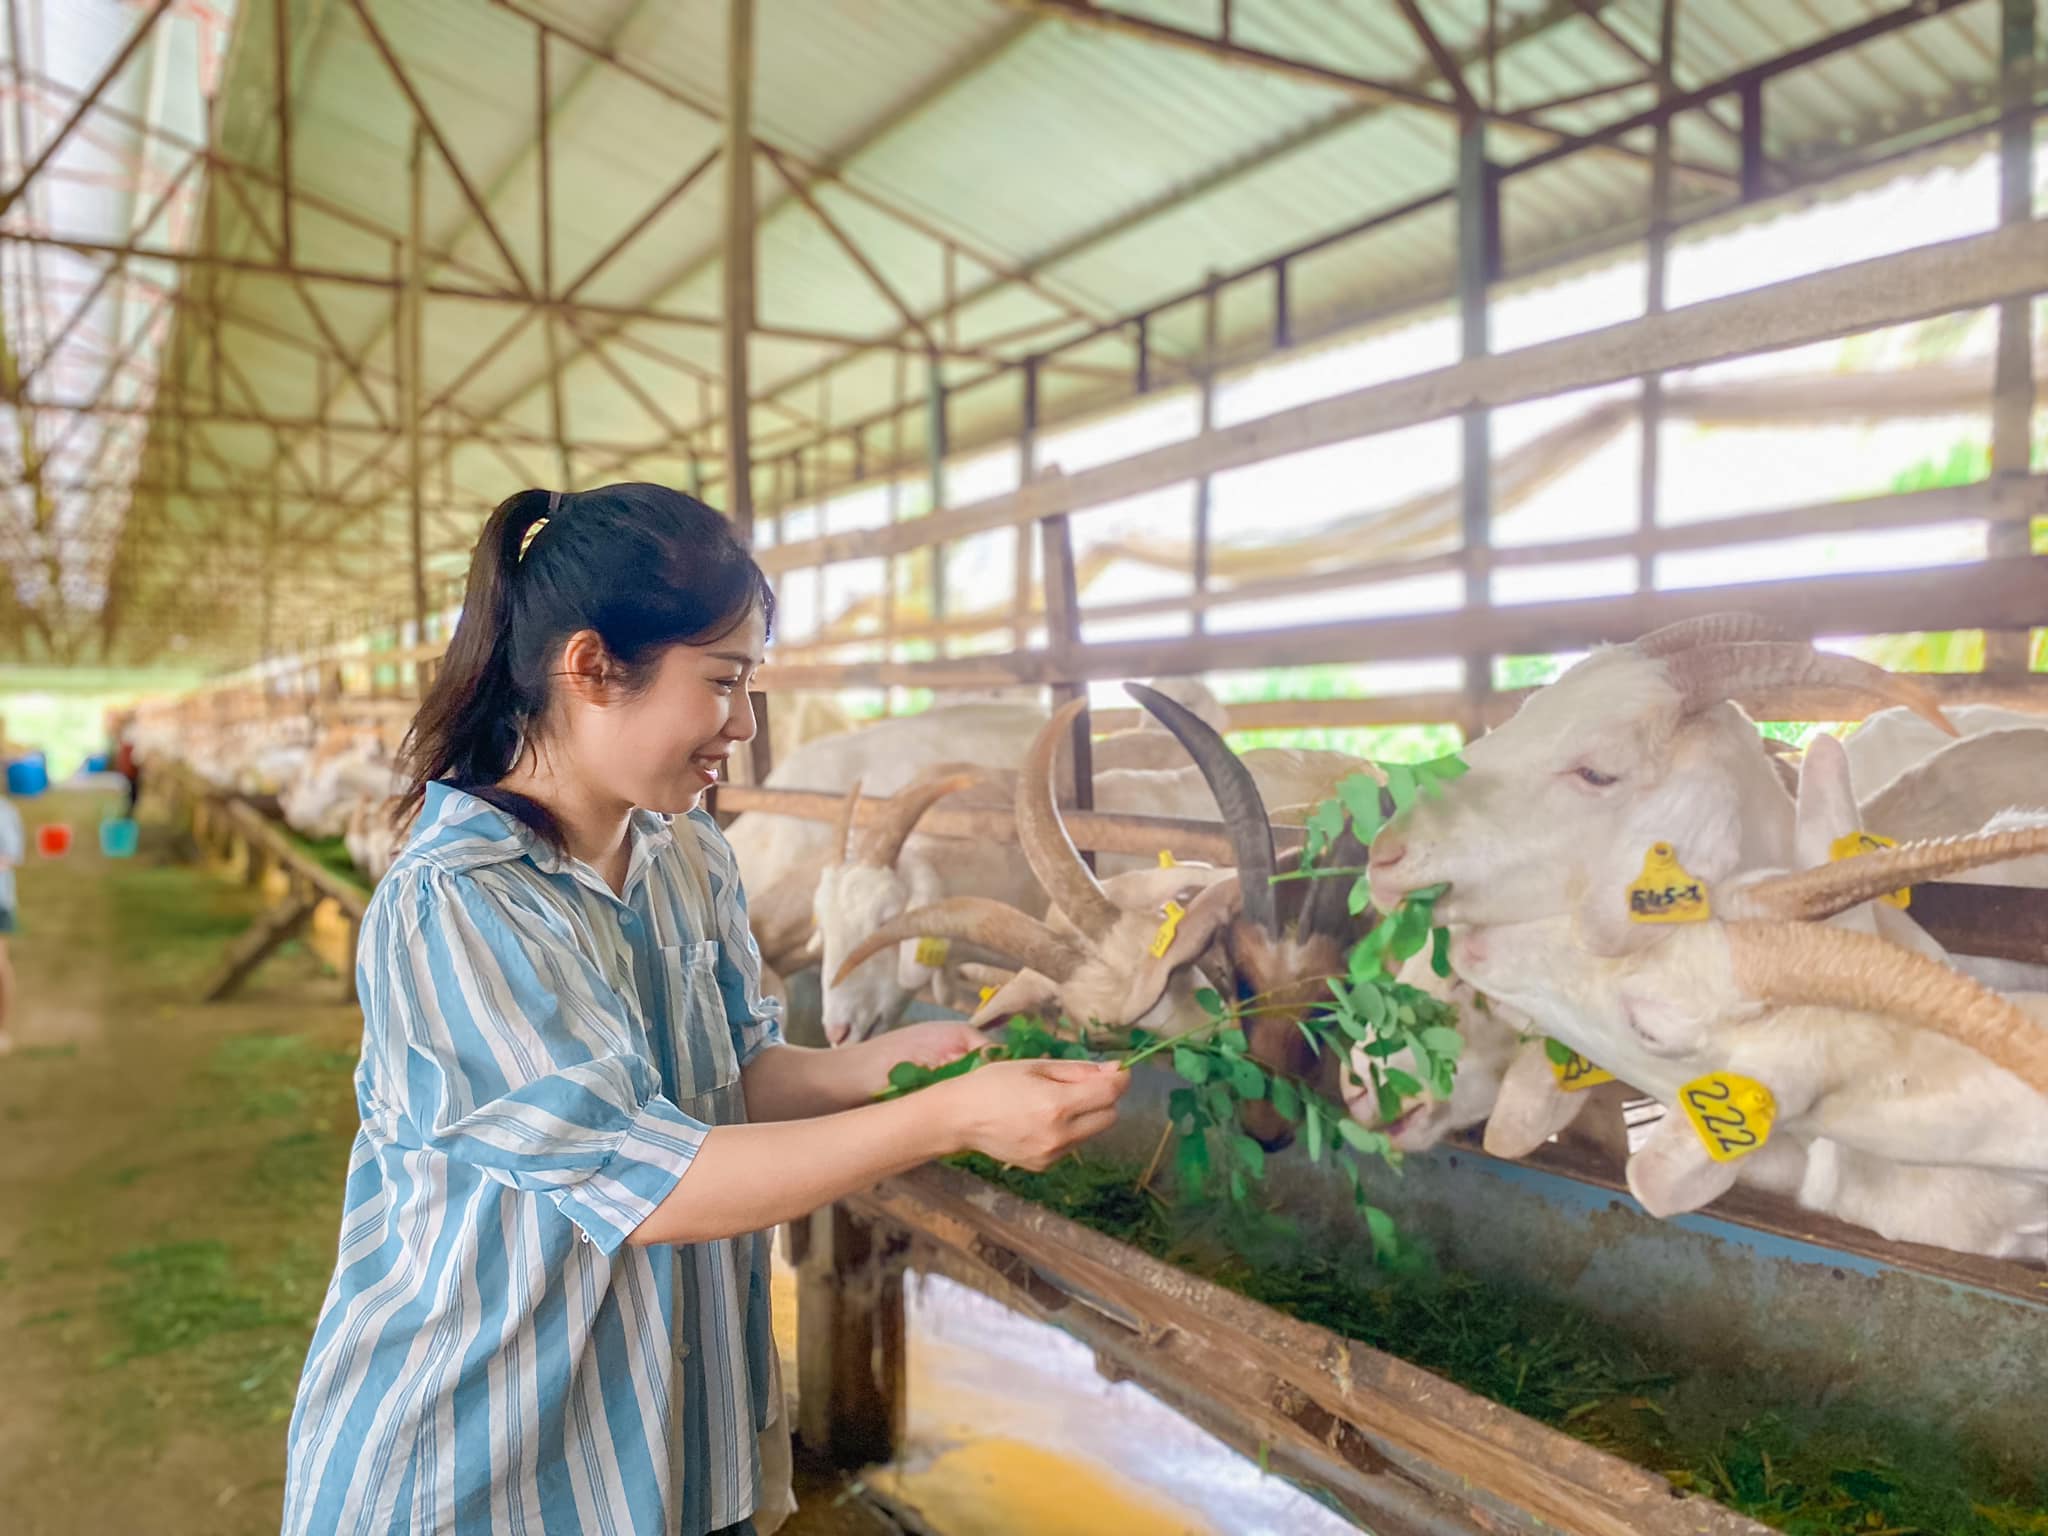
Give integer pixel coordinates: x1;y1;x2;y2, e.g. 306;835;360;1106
937;1059;1130;1171
845;1020;988;1099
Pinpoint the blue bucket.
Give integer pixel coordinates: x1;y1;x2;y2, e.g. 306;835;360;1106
84;753;111;774
100;818;139;858
6;757;48;797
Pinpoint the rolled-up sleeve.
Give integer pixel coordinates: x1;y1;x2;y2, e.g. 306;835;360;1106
371;867;707;1252
688;811;785;1067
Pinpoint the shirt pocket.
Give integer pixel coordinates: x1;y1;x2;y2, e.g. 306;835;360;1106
661;939;740;1105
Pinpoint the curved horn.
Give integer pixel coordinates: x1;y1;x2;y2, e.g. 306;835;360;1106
832;897;1086;987
1125;680;1280;936
831;779;863;862
1019;700;1127;936
1722;921;2048;1098
856;765;988;867
1662;644;1955;736
1725;823;2048;922
1632;612;1797;657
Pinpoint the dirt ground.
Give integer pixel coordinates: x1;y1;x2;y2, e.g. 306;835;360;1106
0;791;899;1536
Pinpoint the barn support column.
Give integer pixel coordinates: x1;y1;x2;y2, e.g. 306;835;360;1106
795;1203;904;1470
1637;1;1679;594
927;349;949;658
721;0;756;543
1987;0;2038;672
404;126;427;642
1456;116;1499;739
1192;270;1221;635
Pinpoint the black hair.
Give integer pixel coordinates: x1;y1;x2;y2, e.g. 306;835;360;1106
398;482;773;847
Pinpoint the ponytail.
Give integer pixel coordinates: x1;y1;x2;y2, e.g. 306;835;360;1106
396;483;772;847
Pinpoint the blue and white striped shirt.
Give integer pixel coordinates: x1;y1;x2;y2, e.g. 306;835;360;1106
283;783;784;1536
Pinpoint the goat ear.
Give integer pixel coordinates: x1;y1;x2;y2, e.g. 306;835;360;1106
969;969;1064;1031
1481;1039;1587;1158
1793;732;1859;871
1626;1114;1739;1217
1120;878;1243;1024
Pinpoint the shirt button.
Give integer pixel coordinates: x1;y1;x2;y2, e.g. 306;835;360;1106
621;911;637;926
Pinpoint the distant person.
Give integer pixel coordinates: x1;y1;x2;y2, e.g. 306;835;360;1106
0;791;19;1054
114;718;141;818
280;483;1129;1536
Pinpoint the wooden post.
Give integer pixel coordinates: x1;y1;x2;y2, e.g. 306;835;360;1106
1738;78;1766;203
722;0;756;543
1040;511;1094;861
795;1203;904;1470
1638;0;1679;593
1456;117;1499;739
1193;272;1221;635
927;349;949;658
1013;356;1039;648
1986;0;2037;673
405;127;428;640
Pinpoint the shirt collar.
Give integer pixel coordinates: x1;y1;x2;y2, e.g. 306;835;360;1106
419;782;677;899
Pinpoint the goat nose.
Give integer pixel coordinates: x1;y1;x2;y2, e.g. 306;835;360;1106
1373;838;1407;868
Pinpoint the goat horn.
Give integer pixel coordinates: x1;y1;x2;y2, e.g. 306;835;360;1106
1633;612;1797;658
831;779;863;862
832;897;1085;986
1019;699;1127;937
1125;680;1280;936
856;765;988;868
1725;823;2048;922
1722;921;2048;1097
1662;643;1955;737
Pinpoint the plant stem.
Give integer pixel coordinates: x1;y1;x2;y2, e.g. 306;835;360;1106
1268;865;1370;884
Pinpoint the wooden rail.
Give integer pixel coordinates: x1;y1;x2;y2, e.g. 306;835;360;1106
816;1163;1775;1536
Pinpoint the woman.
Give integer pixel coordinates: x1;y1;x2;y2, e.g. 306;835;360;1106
282;485;1128;1536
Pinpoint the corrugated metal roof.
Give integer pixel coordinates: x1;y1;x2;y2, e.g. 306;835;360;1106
1;0;2033;660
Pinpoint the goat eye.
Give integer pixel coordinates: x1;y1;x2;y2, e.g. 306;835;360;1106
1575;766;1619;788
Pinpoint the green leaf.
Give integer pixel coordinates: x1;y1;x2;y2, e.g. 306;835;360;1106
1230;1133;1267;1180
1305;1100;1326;1163
1172;1047;1212;1084
886;1060;930;1092
1348;873;1374;916
1303;799;1347;864
1269;1076;1302;1124
1383;762;1418;815
1176;1130;1210;1194
1544;1037;1573;1067
1339;1119;1388;1156
1202;1081;1237;1121
1228;1168;1247;1204
1420;1026;1465;1061
1219;1026;1250;1058
1338;774;1387;840
1430;925;1453;979
1384;1068;1423;1098
1364;1204;1399;1257
1167;1087;1201;1128
1424;753;1469;782
1193;986;1225;1018
1228;1058;1268;1100
1362;1036;1404;1059
1375;1081;1403;1122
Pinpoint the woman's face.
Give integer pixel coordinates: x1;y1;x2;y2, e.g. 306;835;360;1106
572;606;767;815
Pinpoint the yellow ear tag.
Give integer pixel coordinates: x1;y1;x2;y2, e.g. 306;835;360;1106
913;936;950;969
1627;843;1711;924
1679;1071;1776;1162
978;985;997;1006
1828;830;1909;909
1148;900;1187;959
1545;1041;1616;1092
1157;849;1176;869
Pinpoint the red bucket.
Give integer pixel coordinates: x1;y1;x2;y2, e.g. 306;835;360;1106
37;823;72;857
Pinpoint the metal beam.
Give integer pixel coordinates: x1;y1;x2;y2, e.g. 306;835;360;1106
723;0;755;537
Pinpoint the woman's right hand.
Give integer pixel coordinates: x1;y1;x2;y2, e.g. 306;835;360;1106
940;1059;1131;1171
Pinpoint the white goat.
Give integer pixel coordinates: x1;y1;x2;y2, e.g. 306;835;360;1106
280;731;407;841
727;681;1230;976
1404;731;2048;1259
1843;702;2046;791
815;738;1368;1044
